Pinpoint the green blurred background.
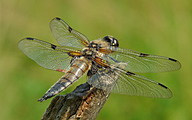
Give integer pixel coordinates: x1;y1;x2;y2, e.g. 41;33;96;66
0;0;191;120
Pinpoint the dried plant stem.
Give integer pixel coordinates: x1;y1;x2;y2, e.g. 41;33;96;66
41;82;111;120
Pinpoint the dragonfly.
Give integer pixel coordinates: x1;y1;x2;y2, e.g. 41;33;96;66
18;17;181;102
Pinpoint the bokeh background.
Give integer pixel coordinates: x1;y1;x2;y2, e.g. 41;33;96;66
0;0;191;120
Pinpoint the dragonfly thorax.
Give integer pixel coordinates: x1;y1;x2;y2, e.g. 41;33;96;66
82;49;96;60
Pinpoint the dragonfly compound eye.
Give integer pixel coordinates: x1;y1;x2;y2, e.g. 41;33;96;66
103;36;119;47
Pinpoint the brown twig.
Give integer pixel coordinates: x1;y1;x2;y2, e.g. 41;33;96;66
41;82;111;120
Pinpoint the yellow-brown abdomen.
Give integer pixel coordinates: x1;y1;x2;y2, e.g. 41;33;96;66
38;57;90;101
60;57;90;86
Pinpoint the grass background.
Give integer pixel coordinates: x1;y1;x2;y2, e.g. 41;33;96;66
0;0;191;120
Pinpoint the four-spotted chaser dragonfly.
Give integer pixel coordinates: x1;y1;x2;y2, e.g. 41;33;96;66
18;17;181;102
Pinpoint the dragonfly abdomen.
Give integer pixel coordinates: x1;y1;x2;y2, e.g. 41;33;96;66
38;57;90;102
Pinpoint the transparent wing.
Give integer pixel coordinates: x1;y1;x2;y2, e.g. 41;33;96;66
87;63;127;93
112;71;172;98
87;62;172;98
50;17;90;49
18;37;81;72
108;47;181;73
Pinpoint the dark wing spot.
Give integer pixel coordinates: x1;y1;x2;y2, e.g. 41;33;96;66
139;53;149;57
67;52;75;57
158;83;168;89
51;44;56;50
169;58;177;62
68;26;72;33
55;17;61;20
126;71;136;75
26;37;34;40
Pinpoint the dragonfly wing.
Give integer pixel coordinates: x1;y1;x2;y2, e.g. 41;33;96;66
50;17;90;49
109;47;181;73
87;62;172;98
87;62;127;93
18;37;81;72
112;71;172;98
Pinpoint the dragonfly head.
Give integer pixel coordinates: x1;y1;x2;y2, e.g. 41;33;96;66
103;36;119;48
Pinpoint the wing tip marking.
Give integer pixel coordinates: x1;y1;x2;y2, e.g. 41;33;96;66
26;37;34;40
54;17;72;32
169;58;177;62
55;17;61;20
158;83;168;89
